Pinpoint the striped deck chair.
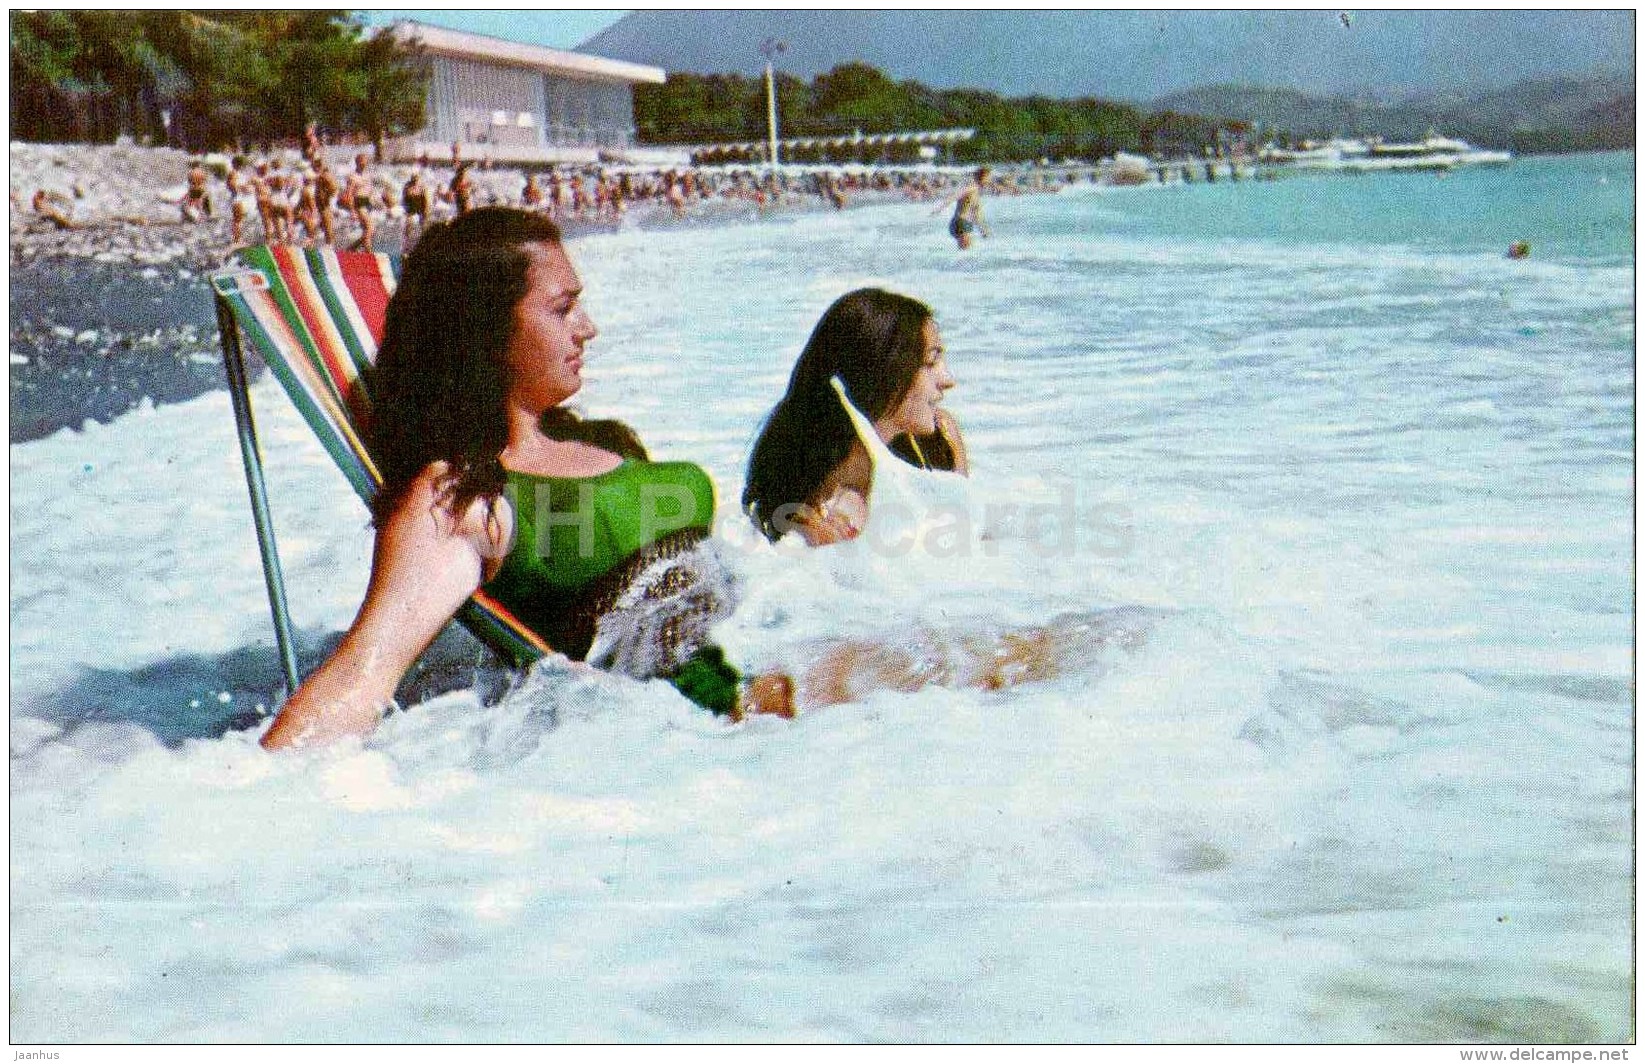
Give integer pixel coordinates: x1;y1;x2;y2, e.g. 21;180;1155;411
211;245;551;695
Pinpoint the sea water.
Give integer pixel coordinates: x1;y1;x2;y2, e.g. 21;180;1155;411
10;151;1633;1042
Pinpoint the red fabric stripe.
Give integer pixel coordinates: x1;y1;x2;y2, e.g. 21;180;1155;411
470;591;553;656
334;252;393;348
271;246;357;411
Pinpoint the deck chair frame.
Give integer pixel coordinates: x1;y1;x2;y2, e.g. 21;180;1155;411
211;246;551;699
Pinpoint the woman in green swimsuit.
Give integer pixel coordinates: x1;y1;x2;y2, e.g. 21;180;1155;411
262;208;792;749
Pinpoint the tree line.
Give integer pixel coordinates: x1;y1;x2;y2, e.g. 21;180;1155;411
10;10;429;156
11;13;1240;164
635;62;1238;162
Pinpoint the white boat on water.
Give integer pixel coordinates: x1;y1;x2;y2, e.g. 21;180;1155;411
1356;133;1513;170
1261;133;1512;174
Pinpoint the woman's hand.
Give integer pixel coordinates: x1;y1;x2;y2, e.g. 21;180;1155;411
793;488;867;547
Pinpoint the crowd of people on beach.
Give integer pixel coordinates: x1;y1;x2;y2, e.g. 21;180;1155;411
22;129;1071;254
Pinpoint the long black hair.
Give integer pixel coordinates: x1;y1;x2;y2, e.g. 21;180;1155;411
742;287;948;542
368;206;644;527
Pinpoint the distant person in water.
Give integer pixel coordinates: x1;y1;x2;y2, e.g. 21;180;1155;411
941;167;991;250
744;288;968;546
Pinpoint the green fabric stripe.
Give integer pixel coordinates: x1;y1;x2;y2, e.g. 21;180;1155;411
304;248;377;384
456;600;548;666
220;288;376;502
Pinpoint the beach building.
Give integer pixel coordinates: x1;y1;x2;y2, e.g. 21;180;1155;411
386;20;667;165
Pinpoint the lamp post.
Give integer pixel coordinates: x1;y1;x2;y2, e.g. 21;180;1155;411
760;38;786;170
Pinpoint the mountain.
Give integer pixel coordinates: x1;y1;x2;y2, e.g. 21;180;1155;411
1155;75;1634;152
579;10;1633;103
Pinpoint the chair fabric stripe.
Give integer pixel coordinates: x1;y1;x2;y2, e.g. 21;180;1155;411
269;247;369;426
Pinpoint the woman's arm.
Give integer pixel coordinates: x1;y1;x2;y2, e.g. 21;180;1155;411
260;470;502;750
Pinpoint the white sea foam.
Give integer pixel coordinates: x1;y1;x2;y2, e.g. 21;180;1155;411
10;155;1634;1042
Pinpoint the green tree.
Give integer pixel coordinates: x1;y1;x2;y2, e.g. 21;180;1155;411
216;11;361;143
811;62;907;133
635;72;761;142
10;11;86;141
147;11;276;149
346;27;431;160
10;9;433;151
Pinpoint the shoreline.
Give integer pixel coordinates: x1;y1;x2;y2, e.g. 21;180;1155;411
8;141;967;443
8;141;987;270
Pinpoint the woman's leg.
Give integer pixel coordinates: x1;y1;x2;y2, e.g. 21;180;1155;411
792;610;1150;710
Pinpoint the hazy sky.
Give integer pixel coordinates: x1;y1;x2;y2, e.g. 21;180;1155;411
362;10;630;49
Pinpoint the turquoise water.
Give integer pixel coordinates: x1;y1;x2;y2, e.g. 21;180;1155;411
1047;150;1633;262
9;151;1634;1041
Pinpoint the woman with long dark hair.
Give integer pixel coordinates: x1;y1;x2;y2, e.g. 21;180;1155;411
744;287;969;545
738;287;1150;704
262;208;790;748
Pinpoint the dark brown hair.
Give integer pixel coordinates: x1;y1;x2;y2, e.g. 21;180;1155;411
743;287;951;542
369;207;644;527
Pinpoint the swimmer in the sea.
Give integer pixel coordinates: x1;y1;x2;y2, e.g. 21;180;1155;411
744;288;968;546
742;288;1142;700
938;167;991;250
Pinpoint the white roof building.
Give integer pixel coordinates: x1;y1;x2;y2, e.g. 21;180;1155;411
389;21;667;165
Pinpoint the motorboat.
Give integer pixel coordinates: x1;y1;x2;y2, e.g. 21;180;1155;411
1259;132;1511;175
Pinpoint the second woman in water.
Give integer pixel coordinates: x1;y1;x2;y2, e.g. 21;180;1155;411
743;288;969;546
